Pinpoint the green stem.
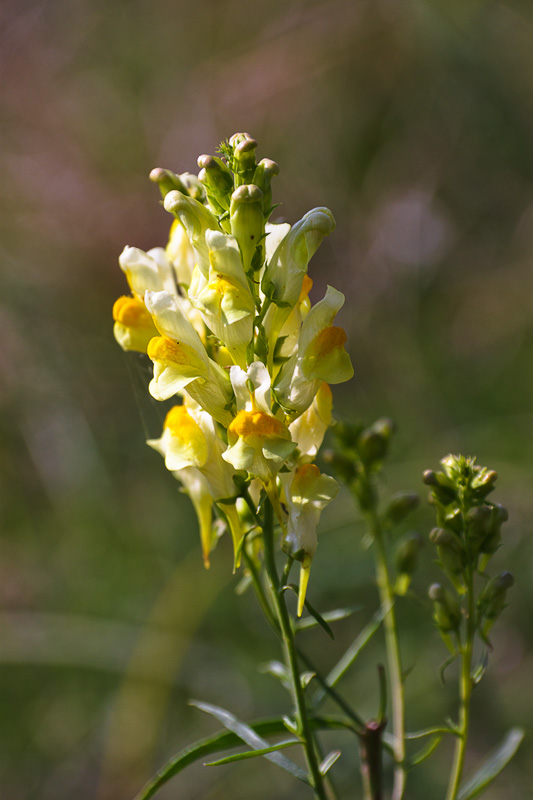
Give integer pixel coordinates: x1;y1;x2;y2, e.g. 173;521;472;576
366;502;406;800
445;572;475;800
262;498;328;800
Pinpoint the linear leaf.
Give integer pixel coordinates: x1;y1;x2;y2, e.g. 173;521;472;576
319;750;341;775
457;728;524;800
134;714;353;800
205;739;299;766
295;605;363;633
407;735;443;768
406;726;460;740
191;700;310;784
312;608;385;708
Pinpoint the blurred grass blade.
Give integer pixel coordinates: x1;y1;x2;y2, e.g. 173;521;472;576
457;727;524;800
191;700;310;784
205;738;299;766
134;718;294;800
312;608;385;708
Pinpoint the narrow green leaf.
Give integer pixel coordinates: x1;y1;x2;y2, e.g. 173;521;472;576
407;734;443;768
312;609;385;708
295;605;363;633
191;700;310;784
134;718;289;800
457;728;524;800
300;671;316;689
134;714;353;800
282;584;335;639
259;660;290;687
205;738;299;766
319;750;341;775
406;726;460;740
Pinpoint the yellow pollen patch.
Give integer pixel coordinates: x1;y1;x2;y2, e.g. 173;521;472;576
309;326;347;359
299;275;313;303
229;410;287;441
164;405;201;437
113;296;153;328
163;405;208;465
147;336;194;366
211;275;235;294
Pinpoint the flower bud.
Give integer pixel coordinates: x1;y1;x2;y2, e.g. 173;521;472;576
429;583;462;633
322;450;358;486
253;158;280;213
430;527;465;591
385;492;420;525
479;503;508;556
149;167;189;199
357;418;395;466
230;184;265;272
423;470;458;504
472;469;498;499
197;154;234;205
395;532;423;595
478;572;514;641
465;504;492;547
232;135;258;181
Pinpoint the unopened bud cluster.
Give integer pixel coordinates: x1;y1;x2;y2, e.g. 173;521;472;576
113;134;354;614
328;419;422;595
424;455;513;647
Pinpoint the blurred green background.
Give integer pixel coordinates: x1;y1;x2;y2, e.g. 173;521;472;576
2;0;533;797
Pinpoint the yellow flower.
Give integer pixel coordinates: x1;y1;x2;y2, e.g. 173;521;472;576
188;230;255;368
148;403;244;567
145;290;232;426
275;286;353;418
280;463;339;615
112;295;159;353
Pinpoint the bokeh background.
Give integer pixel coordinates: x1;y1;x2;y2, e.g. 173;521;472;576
2;0;533;798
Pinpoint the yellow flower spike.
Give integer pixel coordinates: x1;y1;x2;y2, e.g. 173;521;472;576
112;295;159;353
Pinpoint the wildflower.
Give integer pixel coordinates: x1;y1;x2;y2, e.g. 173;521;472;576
113;133;353;582
280;464;339;615
147;402;243;566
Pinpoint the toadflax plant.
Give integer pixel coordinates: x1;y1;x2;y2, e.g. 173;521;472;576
112;134;522;800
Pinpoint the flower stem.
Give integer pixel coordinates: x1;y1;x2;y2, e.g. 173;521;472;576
445;571;475;800
365;502;405;800
262;498;328;800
